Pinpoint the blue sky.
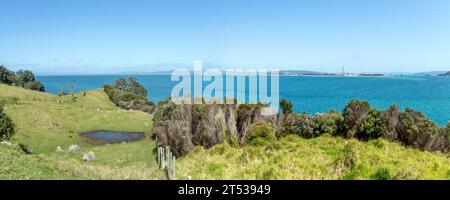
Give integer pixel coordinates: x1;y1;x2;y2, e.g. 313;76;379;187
1;0;450;74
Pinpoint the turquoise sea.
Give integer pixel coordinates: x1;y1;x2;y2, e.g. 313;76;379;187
36;75;450;126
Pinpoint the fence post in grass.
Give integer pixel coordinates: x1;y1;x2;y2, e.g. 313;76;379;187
167;150;172;180
161;147;166;170
172;154;176;180
157;147;160;168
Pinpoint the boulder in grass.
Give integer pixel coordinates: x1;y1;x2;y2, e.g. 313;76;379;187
1;141;12;146
19;144;33;154
56;146;64;152
67;144;81;153
83;151;95;161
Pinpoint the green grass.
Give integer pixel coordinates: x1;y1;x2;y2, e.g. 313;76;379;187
0;84;164;179
176;134;450;180
0;144;85;179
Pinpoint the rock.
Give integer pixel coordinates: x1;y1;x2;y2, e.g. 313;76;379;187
1;141;12;146
19;144;33;154
56;146;64;152
67;144;81;153
83;151;96;161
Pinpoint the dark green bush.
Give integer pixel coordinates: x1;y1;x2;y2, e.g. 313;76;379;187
0;65;16;84
280;98;293;114
0;106;15;140
281;112;315;138
103;78;154;113
245;122;276;146
0;66;44;92
356;110;386;141
339;100;371;138
396;108;442;151
371;167;392;180
312;111;343;136
281;111;343;138
382;105;401;140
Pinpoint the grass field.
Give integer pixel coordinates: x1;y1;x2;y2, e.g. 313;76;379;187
177;134;450;180
0;84;164;179
1;84;449;180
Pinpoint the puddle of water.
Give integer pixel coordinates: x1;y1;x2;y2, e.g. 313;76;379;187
82;131;145;144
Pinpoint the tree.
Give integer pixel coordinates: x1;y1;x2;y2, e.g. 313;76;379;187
15;70;36;85
112;77;148;97
127;77;147;97
280;98;293;114
113;78;128;91
0;66;45;92
0;106;15;140
0;65;16;84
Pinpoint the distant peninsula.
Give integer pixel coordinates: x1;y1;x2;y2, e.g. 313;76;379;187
439;71;450;76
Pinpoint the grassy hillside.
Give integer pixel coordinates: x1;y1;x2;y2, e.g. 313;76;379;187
0;84;165;179
177;134;450;180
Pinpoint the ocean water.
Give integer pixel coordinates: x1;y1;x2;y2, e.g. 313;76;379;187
36;75;450;125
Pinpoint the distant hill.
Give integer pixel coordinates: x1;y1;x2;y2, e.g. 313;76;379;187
279;70;334;76
438;71;450;76
119;71;173;75
412;71;448;76
119;70;333;76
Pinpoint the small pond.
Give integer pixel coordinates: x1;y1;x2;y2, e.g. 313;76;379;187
82;131;145;144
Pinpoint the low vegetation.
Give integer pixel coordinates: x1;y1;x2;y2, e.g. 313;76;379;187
281;99;449;152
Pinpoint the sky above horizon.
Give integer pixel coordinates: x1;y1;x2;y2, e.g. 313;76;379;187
1;0;450;75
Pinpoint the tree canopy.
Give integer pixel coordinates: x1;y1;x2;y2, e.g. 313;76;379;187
0;65;45;92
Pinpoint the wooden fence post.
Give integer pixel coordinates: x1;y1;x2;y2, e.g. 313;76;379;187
156;145;176;180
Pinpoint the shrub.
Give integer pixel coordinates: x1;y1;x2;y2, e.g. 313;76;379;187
396;108;446;151
280;98;293;114
281;111;342;138
339;100;371;138
382;105;401;140
103;78;154;113
0;106;15;140
312;111;343;136
281;113;315;138
356;110;386;141
224;129;240;147
245;122;276;146
371;167;392;180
